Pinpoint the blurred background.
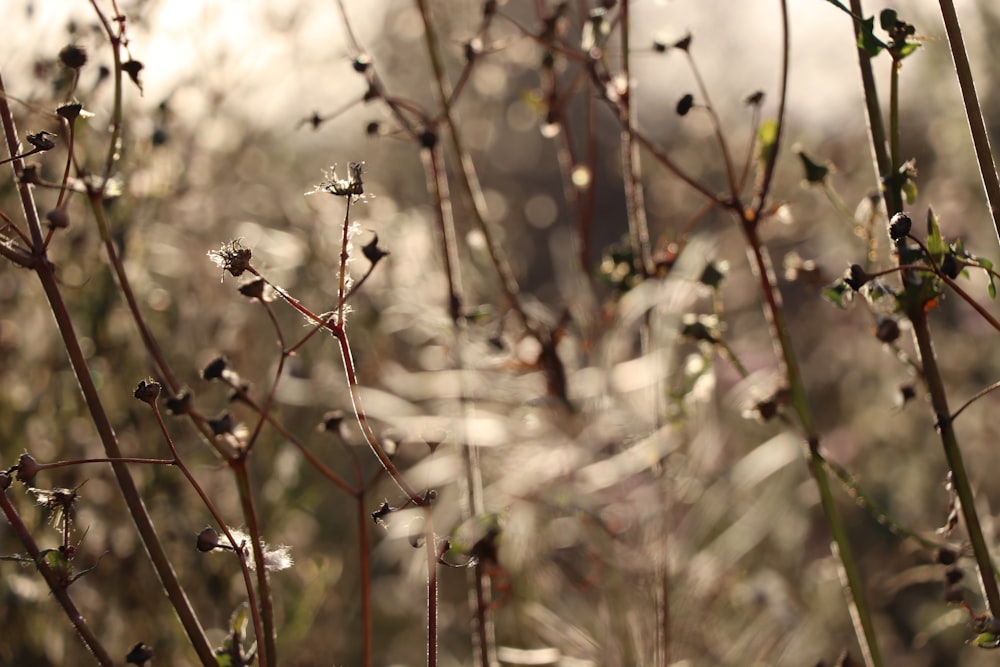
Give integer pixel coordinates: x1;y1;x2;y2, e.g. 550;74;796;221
3;1;1000;665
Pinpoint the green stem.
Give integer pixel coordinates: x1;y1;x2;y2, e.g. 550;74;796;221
936;0;1000;243
910;309;1000;614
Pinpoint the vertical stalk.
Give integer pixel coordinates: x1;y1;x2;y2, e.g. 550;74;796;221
936;0;1000;243
910;310;1000;614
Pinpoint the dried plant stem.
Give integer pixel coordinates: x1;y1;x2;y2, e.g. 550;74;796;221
911;311;1000;613
936;0;1000;243
0;69;216;667
231;459;277;667
0;480;115;666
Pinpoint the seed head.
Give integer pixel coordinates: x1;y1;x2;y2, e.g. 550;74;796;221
58;44;88;69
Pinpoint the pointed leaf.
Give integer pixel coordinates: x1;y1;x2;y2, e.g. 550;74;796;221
926;208;944;258
857;16;887;57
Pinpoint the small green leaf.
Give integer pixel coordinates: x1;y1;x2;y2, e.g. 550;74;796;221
757;120;778;164
796;149;830;184
902;180;918;205
975;631;1000;649
823;280;851;308
926;208;944;258
857;16;887;57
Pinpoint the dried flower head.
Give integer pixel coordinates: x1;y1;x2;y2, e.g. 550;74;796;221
306;162;367;201
225;529;294;571
58;44;88;69
208;240;253;281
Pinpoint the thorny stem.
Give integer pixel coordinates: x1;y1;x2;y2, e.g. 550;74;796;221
0;478;115;667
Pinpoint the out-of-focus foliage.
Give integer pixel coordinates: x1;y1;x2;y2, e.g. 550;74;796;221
4;1;1000;666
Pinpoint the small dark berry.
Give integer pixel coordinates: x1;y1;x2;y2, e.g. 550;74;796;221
352;54;372;73
320;410;345;432
56;102;83;122
945;565;963;585
207;412;234;436
419;130;438;149
202;357;228;381
15;453;41;484
58;44;88;69
365;121;380;136
875;318;900;344
133;379;162;405
165;389;192;415
196;526;220;552
888;212;912;241
126;642;154;666
937;546;958;565
940;253;960;279
844;264;869;291
745;91;765;107
45;208;70;229
676;94;694;116
652;39;667;53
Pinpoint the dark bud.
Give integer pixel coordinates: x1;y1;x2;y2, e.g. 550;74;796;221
673;34;692;51
151;127;168;146
207;412;234;436
122;60;144;93
196;526;220;552
844;264;870;291
940;253;960;279
744;91;765;107
56;102;83;123
238;278;267;300
681;318;718;344
945;565;964;585
58;44;88;69
365;121;380;136
202;357;228;381
676;94;694;117
97;65;111;84
371;500;393;525
19;165;40;184
755;398;779;422
888;212;911;241
874;318;900;344
227;382;252;404
652;39;667;53
898;383;916;405
936;546;958;565
362;233;389;266
320;410;345;433
699;261;726;289
352;54;372;73
126;642;154;666
464;39;480;62
165;388;192;415
15;453;42;484
27;131;56;151
45;207;70;229
133;379;162;405
419;130;438;149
